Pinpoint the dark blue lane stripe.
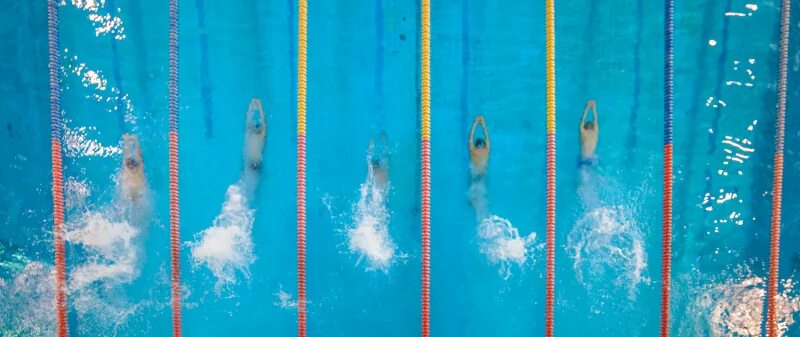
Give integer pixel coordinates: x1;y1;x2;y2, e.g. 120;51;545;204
626;0;643;162
129;0;152;133
460;0;469;157
375;0;385;131
703;0;732;193
107;0;126;132
196;0;214;138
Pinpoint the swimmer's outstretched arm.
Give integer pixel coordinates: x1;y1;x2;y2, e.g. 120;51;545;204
581;100;597;129
469;116;479;150
136;138;142;163
580;102;589;128
591;100;598;131
123;134;141;158
247;98;267;135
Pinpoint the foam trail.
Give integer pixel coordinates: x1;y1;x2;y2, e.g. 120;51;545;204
682;273;800;337
347;148;396;271
1;201;147;335
0;262;56;337
273;285;298;309
567;205;648;299
468;175;489;220
468;158;536;278
477;215;537;279
65;210;140;290
190;184;256;291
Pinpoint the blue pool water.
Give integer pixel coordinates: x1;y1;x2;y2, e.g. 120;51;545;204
1;0;800;336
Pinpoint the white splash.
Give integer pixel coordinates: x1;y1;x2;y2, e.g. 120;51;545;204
64;52;137;127
477;215;537;280
69;0;126;39
347;160;396;272
63;126;122;158
190;184;256;291
1;169;151;335
65;210;139;290
65;178;91;210
273;287;298;309
567;206;648;298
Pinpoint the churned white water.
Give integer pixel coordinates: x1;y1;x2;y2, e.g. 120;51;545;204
0;167;153;336
190;184;256;292
568;168;649;299
0;262;57;337
469;171;537;278
567;205;648;298
477;215;537;280
679;268;800;337
66;210;140;290
346;150;397;272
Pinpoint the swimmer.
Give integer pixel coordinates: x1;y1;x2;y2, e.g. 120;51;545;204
469;116;490;176
244;98;267;172
369;134;389;190
120;134;145;201
579;100;598;165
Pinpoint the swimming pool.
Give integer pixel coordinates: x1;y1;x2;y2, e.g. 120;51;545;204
1;0;799;336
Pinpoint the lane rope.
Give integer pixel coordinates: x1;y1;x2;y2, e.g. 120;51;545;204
544;0;556;335
661;0;675;335
296;0;308;335
168;0;182;335
48;1;68;335
766;1;791;336
420;0;431;335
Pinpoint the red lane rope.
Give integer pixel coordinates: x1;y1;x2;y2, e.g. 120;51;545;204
47;0;68;335
296;0;308;335
544;132;555;337
765;0;791;335
661;144;673;336
421;139;431;337
168;0;182;335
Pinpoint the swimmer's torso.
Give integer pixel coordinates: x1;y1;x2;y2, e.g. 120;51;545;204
580;128;598;159
470;149;489;175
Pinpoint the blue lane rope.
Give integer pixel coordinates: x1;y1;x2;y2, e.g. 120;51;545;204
664;0;674;146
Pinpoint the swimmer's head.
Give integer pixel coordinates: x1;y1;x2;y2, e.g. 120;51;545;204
125;158;139;170
371;158;381;168
474;138;486;148
583;121;595;130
